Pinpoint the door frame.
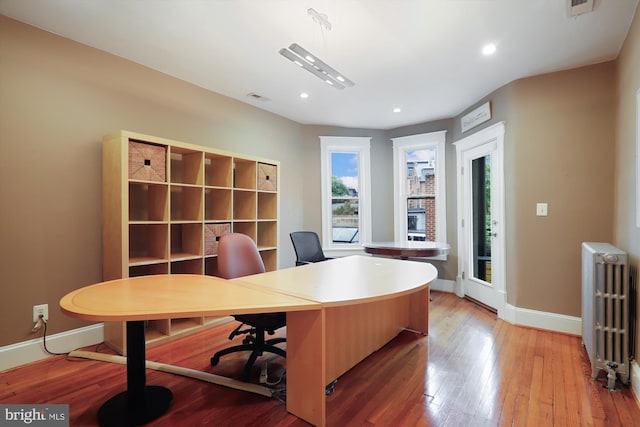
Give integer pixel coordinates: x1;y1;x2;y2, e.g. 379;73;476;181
454;121;506;317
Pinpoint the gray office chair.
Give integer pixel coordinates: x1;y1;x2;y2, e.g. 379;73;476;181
210;233;286;381
290;231;333;266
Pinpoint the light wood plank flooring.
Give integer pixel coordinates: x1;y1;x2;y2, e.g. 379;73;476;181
1;291;638;426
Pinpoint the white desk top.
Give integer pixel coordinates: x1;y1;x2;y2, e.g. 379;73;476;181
237;255;438;307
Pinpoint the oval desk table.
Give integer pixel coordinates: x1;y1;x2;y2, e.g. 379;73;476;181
60;256;437;427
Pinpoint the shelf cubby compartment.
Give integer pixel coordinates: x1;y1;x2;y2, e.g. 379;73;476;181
129;224;169;264
170;185;203;221
257;192;277;220
258;221;277;249
170;317;204;336
257;162;277;191
233;222;257;242
205;154;233;187
170;223;203;260
170;147;203;185
234;159;256;190
145;320;171;344
205;188;232;221
129;263;169;277
233;190;256;220
170;258;203;274
128;140;167;182
204;222;231;256
129;182;168;222
260;249;277;272
204;257;220;277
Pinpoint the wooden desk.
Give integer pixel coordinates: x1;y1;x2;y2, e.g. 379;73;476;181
235;255;438;425
363;240;450;259
60;256;437;427
60;274;319;427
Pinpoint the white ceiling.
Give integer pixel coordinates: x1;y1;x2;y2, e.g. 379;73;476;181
1;0;638;130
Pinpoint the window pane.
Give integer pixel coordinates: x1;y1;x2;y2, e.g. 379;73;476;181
405;149;435;196
331;152;359;243
405;148;436;241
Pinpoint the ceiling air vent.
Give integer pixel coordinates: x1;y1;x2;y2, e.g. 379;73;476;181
568;0;593;17
246;92;270;102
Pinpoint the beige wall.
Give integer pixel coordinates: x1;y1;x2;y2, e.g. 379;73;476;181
0;16;305;346
508;62;616;315
1;8;638;358
614;5;640;364
299;126;392;241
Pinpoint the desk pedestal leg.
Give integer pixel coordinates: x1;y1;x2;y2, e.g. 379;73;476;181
286;310;326;427
97;321;172;427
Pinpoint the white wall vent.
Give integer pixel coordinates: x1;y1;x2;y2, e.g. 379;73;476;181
569;0;594;17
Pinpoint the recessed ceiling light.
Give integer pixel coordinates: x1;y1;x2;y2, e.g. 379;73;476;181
482;44;497;55
300;92;309;99
393;107;401;113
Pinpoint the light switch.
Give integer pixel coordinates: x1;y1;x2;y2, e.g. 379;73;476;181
536;203;548;217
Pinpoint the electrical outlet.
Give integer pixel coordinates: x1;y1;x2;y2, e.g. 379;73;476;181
33;304;49;322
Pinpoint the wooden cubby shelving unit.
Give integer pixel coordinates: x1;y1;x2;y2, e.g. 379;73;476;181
102;130;279;354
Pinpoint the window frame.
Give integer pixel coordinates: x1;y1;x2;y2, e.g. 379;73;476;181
391;131;447;260
320;136;372;256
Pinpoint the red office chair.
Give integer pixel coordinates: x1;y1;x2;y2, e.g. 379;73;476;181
210;233;286;381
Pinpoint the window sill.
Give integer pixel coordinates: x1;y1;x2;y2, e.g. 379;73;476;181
324;246;366;258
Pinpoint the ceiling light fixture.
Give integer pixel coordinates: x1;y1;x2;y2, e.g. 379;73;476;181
393;107;402;113
279;43;355;90
300;92;309;99
308;8;331;31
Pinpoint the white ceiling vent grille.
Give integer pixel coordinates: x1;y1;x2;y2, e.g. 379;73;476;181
246;92;270;102
569;0;594;17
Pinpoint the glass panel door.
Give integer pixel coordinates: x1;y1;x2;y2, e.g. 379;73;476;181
472;155;492;284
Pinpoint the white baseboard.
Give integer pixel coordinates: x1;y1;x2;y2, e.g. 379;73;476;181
0;323;104;372
631;360;640;406
431;278;455;293
502;303;581;335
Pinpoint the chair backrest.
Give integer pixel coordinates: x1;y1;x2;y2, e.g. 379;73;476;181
217;233;265;279
290;231;327;263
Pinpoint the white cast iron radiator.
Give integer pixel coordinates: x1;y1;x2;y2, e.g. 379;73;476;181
581;242;630;385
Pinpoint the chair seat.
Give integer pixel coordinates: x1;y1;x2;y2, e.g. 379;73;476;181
233;313;286;331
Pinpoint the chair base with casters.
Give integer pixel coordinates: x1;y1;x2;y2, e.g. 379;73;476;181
211;233;287;382
210;314;286;381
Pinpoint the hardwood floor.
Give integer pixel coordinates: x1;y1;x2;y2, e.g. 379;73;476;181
2;291;638;426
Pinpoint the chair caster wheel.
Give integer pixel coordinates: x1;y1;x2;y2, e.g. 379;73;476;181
325;380;337;395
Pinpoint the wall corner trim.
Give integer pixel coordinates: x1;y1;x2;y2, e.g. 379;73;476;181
631;360;640;407
503;303;581;336
431;279;455;293
0;323;104;372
